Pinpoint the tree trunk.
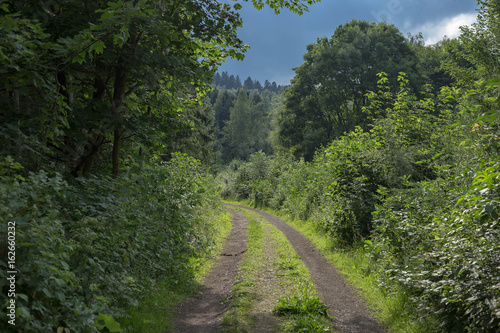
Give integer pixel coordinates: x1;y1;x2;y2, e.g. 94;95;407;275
111;60;129;178
112;128;121;178
70;69;107;176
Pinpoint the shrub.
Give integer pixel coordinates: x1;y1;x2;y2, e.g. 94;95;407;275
0;154;224;332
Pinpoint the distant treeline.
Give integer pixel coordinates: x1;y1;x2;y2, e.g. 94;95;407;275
213;71;285;92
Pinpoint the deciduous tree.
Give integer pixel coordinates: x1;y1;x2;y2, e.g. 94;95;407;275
277;20;421;160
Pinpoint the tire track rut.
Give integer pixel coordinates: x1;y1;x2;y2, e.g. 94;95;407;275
172;208;248;333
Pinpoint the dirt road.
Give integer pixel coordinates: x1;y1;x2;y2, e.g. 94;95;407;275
171;205;384;333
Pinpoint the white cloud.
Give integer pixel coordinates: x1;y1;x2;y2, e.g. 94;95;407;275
413;12;477;45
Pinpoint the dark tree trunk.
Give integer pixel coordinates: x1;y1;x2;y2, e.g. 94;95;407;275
112;128;121;178
111;60;129;178
71;65;107;177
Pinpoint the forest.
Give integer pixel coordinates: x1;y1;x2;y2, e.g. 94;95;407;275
0;0;499;332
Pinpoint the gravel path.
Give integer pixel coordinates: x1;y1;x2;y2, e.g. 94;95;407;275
227;204;384;333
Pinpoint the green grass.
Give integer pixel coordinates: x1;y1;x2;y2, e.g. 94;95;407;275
229;201;440;332
266;212;332;333
122;210;233;333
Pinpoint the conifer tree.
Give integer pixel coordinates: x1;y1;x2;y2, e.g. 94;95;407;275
244;76;254;89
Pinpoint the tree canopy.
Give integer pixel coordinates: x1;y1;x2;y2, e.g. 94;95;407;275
276;20;421;160
0;0;318;177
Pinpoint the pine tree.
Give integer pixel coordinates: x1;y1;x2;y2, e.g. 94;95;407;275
213;90;235;130
254;80;263;91
229;74;237;89
222;89;273;162
264;79;272;91
221;71;230;88
244;76;254;89
214;72;222;86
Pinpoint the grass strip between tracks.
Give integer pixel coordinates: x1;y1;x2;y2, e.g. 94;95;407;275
220;207;331;332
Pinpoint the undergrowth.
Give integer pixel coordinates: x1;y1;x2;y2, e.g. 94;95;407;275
0;155;228;332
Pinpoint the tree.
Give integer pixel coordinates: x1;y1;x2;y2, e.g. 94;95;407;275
228;74;237;89
222;88;272;162
235;75;242;88
213;90;236;130
164;96;217;166
276;20;421;160
0;0;320;177
264;79;272;90
254;79;263;91
408;33;455;92
445;0;500;84
213;72;222;86
271;81;278;92
244;76;254;89
221;71;231;88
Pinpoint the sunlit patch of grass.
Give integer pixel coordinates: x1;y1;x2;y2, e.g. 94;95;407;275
268;217;332;332
274;293;330;333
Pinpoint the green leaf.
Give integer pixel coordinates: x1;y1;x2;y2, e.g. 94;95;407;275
1;3;10;12
485;202;494;214
94;314;122;332
48;210;59;220
91;40;106;54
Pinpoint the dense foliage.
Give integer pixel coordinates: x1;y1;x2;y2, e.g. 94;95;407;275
0;154;225;332
276;20;423;160
218;75;500;331
206;84;285;165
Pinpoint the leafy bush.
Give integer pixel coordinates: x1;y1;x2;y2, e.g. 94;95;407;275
0;154;225;332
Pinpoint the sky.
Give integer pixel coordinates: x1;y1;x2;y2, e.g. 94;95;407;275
218;0;479;85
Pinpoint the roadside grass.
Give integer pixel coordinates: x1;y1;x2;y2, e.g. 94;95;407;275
280;217;440;332
122;210;233;333
221;207;331;332
227;200;439;332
